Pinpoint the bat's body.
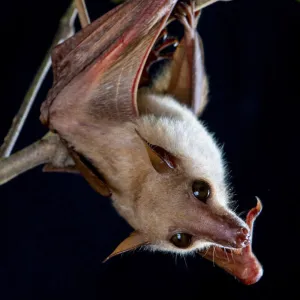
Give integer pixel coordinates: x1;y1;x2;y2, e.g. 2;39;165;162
38;0;263;284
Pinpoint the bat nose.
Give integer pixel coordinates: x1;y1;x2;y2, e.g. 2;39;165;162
234;227;250;248
198;211;251;249
213;224;250;249
188;207;251;249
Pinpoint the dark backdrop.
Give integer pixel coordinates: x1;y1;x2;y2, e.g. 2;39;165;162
1;0;300;299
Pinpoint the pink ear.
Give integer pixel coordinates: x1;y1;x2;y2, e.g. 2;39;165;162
103;231;149;262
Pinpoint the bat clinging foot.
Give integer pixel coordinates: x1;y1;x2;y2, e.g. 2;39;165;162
175;1;197;28
175;0;199;39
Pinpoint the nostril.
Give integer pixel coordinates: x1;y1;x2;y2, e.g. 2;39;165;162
242;227;249;235
235;227;250;247
237;236;250;247
237;227;249;237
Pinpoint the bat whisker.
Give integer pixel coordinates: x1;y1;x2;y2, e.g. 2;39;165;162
230;250;235;264
223;247;230;262
202;247;210;258
183;255;188;270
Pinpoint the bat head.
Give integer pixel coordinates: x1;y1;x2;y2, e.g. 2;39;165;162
111;89;250;255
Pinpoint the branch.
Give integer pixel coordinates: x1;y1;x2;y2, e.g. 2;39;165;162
0;133;71;185
75;0;91;28
0;1;92;185
0;2;77;158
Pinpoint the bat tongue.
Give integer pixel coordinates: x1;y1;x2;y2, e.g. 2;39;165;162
198;198;263;285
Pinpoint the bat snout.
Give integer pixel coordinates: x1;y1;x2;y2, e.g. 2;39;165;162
194;209;251;250
210;223;250;249
220;226;251;248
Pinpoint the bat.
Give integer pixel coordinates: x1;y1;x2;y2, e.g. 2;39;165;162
39;0;263;285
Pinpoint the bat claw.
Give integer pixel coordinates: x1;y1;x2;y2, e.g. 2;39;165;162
175;0;197;30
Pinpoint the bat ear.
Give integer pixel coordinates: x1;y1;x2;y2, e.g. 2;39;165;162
103;231;148;262
136;130;176;173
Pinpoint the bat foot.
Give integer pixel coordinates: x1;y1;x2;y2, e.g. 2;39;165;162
175;0;197;33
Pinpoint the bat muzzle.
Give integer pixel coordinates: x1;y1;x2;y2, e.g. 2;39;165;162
194;209;251;250
215;224;250;249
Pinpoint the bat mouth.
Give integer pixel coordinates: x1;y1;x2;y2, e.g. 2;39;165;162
199;245;263;285
198;198;264;285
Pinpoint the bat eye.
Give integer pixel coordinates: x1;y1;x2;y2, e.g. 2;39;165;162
170;233;192;248
192;180;211;202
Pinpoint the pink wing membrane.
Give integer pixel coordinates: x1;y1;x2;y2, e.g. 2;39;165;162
41;0;178;125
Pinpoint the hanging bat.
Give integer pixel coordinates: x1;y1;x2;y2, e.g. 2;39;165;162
39;0;263;285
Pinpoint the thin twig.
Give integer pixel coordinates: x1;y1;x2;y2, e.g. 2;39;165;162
75;0;90;28
0;133;68;185
0;1;92;185
0;2;77;158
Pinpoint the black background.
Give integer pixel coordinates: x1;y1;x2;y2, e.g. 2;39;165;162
1;0;300;299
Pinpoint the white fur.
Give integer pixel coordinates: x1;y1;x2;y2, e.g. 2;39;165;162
137;87;229;209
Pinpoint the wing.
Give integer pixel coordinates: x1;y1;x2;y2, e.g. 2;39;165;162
39;0;178;196
40;0;178;126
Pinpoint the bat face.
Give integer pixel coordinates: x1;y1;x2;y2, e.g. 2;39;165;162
112;90;250;254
